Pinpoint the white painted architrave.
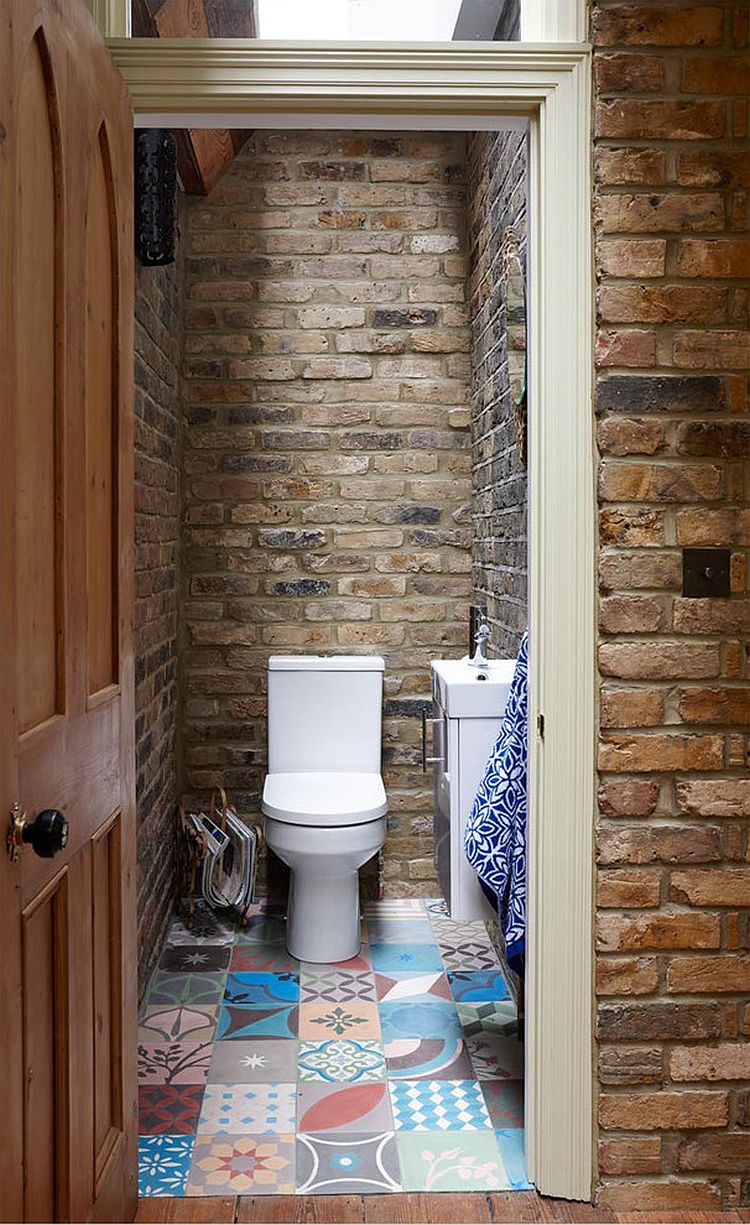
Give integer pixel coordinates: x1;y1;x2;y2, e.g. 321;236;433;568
111;39;595;1202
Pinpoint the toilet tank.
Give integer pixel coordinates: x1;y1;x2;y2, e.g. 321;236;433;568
267;655;384;774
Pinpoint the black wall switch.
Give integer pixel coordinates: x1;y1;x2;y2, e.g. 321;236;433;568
682;548;731;598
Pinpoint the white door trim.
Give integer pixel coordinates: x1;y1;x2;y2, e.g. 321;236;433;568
111;39;596;1201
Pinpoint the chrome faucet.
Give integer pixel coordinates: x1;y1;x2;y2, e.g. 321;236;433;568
468;611;491;669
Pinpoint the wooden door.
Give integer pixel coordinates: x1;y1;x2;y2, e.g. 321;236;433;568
0;1;137;1220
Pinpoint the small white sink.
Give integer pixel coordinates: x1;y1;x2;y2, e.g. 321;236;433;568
431;657;515;718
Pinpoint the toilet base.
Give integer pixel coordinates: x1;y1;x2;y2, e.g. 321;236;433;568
286;869;360;963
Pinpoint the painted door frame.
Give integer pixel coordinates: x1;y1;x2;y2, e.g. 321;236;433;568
111;38;596;1201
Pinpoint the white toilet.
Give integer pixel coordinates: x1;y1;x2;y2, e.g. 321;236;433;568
261;655;387;963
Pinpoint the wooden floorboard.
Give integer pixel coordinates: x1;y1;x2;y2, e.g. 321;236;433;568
136;1194;749;1224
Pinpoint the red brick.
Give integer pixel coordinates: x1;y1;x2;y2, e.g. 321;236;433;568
597;868;663;908
670;869;750;907
599;595;664;634
678;238;750;278
673;597;750;635
597;911;720;952
672;330;750;368
599;460;722;502
598;192;724;234
682;56;750;96
677;149;750;188
667;955;750;993
677;1133;750;1172
677;685;750;725
596;329;656;367
597;825;722;866
599;1045;663;1085
598;778;660;818
596;956;659;996
595;1181;722;1212
593;7;725;48
599;642;720;681
676;508;750;547
599;508;665;546
670;1041;750;1082
594;52;664;92
595;149;666;187
598;416;665;457
597;99;726;140
599;283;728;325
597;238;666;278
598;1136;662;1175
599;1090;729;1131
599;733;723;773
676;779;750;818
600;687;664;727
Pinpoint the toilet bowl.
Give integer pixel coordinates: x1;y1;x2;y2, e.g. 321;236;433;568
261;656;387;962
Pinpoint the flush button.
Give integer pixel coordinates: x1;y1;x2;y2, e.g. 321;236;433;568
682;548;730;598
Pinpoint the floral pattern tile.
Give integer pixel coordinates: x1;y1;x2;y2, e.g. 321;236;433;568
208;1039;300;1084
139;1134;195;1196
187;1132;295;1195
138;897;527;1198
138;1042;212;1086
197;1083;296;1135
299;1000;381;1041
298;1040;386;1084
296;1132;402;1194
396;1130;510;1191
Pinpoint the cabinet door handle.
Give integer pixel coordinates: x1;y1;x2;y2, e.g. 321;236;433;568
422;709;445;772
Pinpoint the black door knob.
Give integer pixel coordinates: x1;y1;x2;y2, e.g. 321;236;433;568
22;809;68;858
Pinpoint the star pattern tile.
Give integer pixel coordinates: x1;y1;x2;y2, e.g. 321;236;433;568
138;896;528;1198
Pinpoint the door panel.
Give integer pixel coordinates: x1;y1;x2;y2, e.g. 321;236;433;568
15;30;63;733
0;3;137;1221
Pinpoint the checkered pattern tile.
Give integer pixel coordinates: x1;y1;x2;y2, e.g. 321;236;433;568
137;897;527;1198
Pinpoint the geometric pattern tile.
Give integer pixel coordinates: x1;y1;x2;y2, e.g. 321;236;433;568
139;1085;205;1135
138;898;526;1199
208;1039;300;1084
388;1080;492;1132
447;970;510;1002
186;1133;295;1196
296;1132;402;1194
138;1134;195;1196
300;970;377;1003
396;1130;510;1192
297;1040;386;1084
297;1081;394;1134
197;1083;296;1135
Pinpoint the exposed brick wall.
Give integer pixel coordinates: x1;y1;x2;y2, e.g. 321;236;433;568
467;132;528;656
134;212;183;996
592;2;750;1210
180;131;472;896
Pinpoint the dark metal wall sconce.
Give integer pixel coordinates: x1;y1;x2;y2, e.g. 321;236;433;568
135;128;177;266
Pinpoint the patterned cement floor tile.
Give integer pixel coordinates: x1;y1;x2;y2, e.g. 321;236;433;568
299;1000;381;1041
365;918;436;944
300;945;373;974
197;1083;296;1135
431;918;492;943
384;1037;474;1082
380;1000;463;1045
230;944;298;975
481;1079;525;1129
167;910;235;946
458;1001;517;1037
147;972;227;1009
495;1128;532;1190
139;1134;195;1196
363;898;425;918
300;969;377;1004
159;945;232;974
138;1005;218;1045
297;1081;394;1134
370;943;444;974
466;1032;524;1081
423;898;449;918
296;1132;402;1194
235;917;287;945
375;971;452;1004
217;1004;299;1041
388;1079;492;1132
139;1085;205;1135
447;970;510;1002
224;971;300;1006
138;1041;213;1086
437;939;501;972
298;1039;386;1084
396;1129;509;1191
186;1132;295;1196
208;1039;300;1084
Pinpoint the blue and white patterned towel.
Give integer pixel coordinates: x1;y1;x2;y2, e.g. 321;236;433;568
464;630;528;975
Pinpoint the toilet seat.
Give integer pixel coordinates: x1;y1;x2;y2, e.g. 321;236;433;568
262;771;387;827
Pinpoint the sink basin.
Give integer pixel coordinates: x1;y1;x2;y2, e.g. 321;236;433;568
431;657;515;718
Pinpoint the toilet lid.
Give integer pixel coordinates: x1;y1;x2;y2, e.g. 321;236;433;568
262;772;387;827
